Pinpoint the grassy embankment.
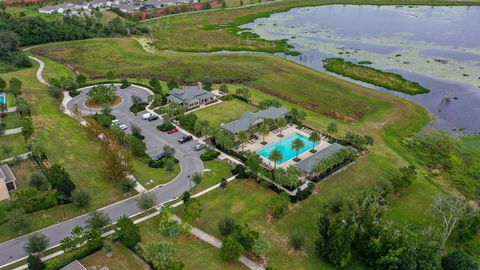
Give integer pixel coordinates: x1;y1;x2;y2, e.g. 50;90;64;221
194;98;258;126
323;58;430;95
29;37;462;268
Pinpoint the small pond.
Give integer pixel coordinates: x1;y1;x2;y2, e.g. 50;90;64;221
242;5;480;133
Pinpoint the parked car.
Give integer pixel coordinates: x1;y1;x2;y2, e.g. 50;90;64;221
112;119;121;126
148;115;159;122
119;124;128;130
167;128;178;134
194;144;206;151
152;152;166;161
142;113;152;120
178;135;193;144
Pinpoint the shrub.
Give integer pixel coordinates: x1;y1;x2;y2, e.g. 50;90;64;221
46;242;102;270
29;173;48;191
220;235;244;260
121;178;136;193
268;192;290;218
14;187;57;214
157;122;175;132
129;102;148;113
218;216;236;236
93;113;115;128
27;254;45;270
288;230;305;250
136;192;156;210
200;149;220;161
222;94;234;101
441;251;478;270
231;164;247;178
115;216;141;249
148;159;164;168
47;86;63;99
120;78;130;89
71;189;91;209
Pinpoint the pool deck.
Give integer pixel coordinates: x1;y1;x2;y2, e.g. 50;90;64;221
241;126;332;169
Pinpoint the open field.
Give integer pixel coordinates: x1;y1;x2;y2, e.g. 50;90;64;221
194;98;258;127
141;0;480;53
0;134;27;160
138;213;248;269
80;242;150;270
195;160;234;191
323;58;430;95
132;158;181;189
33;38;390;122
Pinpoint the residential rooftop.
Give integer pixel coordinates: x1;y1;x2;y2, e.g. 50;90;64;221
222;106;289;134
295;143;347;174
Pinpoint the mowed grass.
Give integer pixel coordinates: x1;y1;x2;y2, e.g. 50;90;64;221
80;242;150;270
138;213;247;270
32;38;390;122
0;133;27;160
1;112;22;129
0;57;128;241
194;98;258;127
9;158;40;188
195;160;234;191
132;158;181;189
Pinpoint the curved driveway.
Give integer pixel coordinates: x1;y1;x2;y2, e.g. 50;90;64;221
0;57;204;267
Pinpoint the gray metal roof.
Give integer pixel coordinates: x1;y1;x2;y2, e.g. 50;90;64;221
222;106;288;134
167;87;215;104
295;143;346;174
0;164;16;183
61;260;86;270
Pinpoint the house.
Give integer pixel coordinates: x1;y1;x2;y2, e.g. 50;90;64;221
166;87;217;110
39;2;88;14
222;107;289;135
295;143;346;177
117;2;142;12
60;260;87;270
0;164;18;202
91;0;115;8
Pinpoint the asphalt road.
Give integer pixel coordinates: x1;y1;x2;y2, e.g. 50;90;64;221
0;85;204;266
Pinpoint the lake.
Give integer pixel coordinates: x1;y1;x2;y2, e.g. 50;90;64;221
242;5;480;133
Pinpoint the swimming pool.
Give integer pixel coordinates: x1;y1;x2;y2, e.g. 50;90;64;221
0;93;5;105
257;133;318;165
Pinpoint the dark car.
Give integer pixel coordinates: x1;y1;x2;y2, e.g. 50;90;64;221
178;135;193;144
152;152;166;160
148;115;159;122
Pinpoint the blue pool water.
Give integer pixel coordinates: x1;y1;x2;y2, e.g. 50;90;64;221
257;133;318;165
0;94;5;104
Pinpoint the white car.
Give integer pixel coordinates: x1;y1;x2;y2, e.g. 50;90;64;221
119;124;128;130
112;119;120;126
142;113;152;120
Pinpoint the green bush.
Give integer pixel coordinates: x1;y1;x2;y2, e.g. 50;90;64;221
441;251;478;270
46;243;102;270
130;102;148;113
200;149;220;161
93;113;115;128
157;122;175;132
148;159;165;168
268;192;290;218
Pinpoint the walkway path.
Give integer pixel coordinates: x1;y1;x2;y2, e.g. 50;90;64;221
3;127;22;136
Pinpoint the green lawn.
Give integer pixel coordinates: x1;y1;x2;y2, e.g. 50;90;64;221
5;5;63;20
5;93;15;108
132;158;181;189
9;158;39;188
195;160;234;191
80;242;150;270
194;98;258;127
138;213;247;270
0;133;27;160
1;112;22;129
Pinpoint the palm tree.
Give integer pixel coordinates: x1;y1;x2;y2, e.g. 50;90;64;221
309;131;321;152
258;123;269;144
291;138;305;161
237;131;249;151
276;117;288;137
268;148;283;169
327;121;338;141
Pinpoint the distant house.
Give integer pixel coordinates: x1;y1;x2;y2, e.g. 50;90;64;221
166;87;217;110
295;143;346;177
39;2;89;14
117;3;142;12
0;164;17;202
222;107;289;135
